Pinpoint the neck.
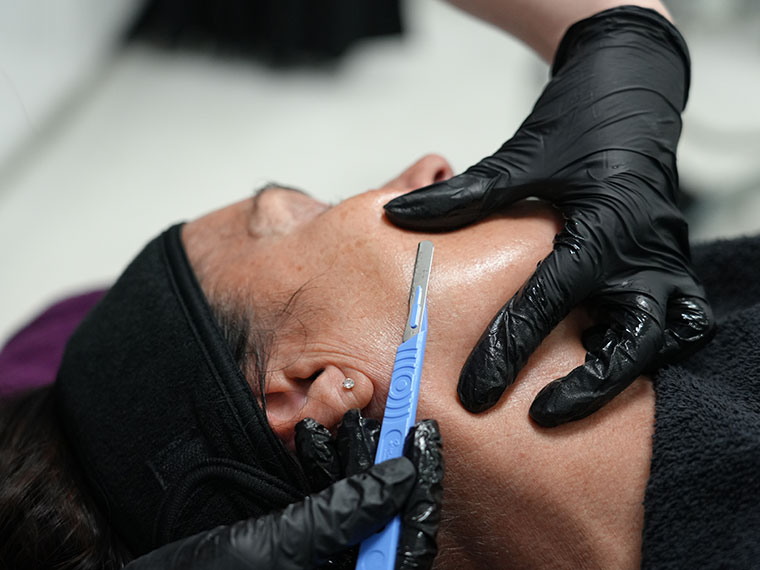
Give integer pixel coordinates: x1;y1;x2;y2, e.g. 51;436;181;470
434;470;646;570
420;313;653;570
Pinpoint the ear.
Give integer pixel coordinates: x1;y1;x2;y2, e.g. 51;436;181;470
264;363;374;449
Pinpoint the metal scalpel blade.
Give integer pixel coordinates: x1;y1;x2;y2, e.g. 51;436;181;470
402;240;434;342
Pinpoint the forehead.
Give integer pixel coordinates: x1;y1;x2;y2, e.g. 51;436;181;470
182;200;253;286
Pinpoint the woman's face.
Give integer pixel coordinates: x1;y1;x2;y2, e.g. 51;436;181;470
182;154;564;442
183;154;654;569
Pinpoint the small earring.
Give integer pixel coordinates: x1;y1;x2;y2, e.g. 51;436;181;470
342;377;355;390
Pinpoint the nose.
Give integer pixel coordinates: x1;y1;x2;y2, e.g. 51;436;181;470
380;154;454;192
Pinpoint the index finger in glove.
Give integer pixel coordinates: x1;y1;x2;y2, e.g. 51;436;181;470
295;417;341;492
529;292;665;427
337;408;381;477
397;420;445;570
295;409;382;492
459;237;593;413
383;170;534;231
125;458;416;570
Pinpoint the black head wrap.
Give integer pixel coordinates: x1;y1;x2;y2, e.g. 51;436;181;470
54;224;309;556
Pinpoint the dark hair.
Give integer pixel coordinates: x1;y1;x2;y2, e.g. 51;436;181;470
210;297;272;403
0;236;316;569
0;387;132;570
206;280;310;410
0;295;283;569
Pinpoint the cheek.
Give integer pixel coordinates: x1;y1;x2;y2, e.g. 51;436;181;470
278;245;408;417
295;214;415;336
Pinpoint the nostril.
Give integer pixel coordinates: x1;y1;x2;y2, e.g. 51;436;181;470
426;154;455;183
413;154;454;188
434;167;450;183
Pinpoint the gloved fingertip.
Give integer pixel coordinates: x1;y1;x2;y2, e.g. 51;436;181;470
404;420;444;478
383;176;492;231
529;381;573;427
296;416;324;432
382;203;425;228
295;417;341;491
410;418;442;442
336;409;362;447
529;406;565;428
658;296;717;364
456;381;496;414
383;195;407;212
457;313;520;414
530;378;608;427
337;408;378;477
294;417;332;454
382;192;424;218
339;407;362;425
407;418;440;441
457;356;508;414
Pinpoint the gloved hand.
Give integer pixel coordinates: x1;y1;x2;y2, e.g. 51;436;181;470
296;409;443;570
124;411;443;570
383;7;715;427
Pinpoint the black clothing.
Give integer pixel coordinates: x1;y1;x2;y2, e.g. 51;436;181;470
643;235;760;568
55;225;309;557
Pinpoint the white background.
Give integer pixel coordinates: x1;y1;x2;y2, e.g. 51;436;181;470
1;0;759;344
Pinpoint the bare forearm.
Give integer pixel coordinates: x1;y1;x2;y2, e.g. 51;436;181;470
446;0;672;62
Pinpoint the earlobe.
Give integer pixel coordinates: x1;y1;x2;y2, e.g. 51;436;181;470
265;364;374;448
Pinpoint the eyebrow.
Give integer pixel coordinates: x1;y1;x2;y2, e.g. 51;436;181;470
250;183;310;212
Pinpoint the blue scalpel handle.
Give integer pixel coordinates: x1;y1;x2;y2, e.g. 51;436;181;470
356;241;433;570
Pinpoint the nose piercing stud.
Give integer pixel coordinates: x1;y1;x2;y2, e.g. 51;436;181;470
342;378;355;390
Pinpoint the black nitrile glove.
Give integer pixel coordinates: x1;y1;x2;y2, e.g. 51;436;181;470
296;410;444;570
125;411;443;570
384;7;715;427
294;408;382;492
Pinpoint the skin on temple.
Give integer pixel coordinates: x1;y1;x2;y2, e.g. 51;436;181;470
182;154;654;570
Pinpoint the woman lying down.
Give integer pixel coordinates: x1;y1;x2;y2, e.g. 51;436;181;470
1;151;759;570
3;2;760;566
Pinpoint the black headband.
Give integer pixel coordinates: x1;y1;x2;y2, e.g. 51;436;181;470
54;224;309;556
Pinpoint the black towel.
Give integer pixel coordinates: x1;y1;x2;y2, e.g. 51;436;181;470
642;234;760;568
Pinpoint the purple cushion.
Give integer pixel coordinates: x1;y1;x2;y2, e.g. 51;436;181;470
0;290;106;397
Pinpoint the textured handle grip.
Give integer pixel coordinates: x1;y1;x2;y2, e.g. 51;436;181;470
356;308;428;570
